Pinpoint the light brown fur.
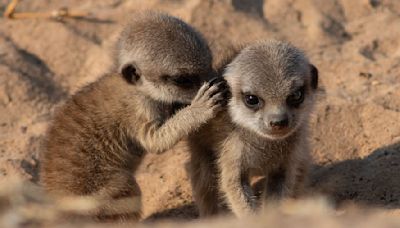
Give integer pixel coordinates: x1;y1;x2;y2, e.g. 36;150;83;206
188;40;319;218
40;12;228;221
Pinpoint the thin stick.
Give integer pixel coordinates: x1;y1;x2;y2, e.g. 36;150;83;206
4;0;19;18
11;8;89;20
4;0;89;20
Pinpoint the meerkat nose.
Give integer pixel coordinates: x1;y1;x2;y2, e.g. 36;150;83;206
269;114;289;129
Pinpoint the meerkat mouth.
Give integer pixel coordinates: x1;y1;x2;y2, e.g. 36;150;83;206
262;128;295;140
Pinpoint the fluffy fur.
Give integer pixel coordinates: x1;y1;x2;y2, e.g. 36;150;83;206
40;11;228;221
188;40;319;218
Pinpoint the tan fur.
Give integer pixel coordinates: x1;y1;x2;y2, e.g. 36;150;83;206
188;40;318;218
40;12;228;221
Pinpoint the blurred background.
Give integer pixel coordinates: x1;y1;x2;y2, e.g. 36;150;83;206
0;0;399;225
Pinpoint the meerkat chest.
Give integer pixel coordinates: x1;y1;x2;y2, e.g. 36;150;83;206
241;139;292;169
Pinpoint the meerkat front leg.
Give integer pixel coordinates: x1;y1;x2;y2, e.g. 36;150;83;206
136;78;229;154
219;135;258;217
263;166;286;201
189;147;220;217
282;150;311;198
289;160;309;198
261;165;304;208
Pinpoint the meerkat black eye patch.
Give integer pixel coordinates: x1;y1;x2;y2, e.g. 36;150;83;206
164;74;201;89
310;64;318;90
121;63;140;84
287;86;305;108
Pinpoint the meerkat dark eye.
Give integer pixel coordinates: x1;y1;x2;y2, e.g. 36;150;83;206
287;87;305;107
243;94;261;109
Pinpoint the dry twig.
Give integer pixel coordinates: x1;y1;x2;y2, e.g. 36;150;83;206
4;0;89;20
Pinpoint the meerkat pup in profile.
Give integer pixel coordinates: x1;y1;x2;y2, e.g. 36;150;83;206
188;40;319;218
40;12;229;221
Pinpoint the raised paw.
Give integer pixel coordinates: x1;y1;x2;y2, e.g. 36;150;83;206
192;77;231;110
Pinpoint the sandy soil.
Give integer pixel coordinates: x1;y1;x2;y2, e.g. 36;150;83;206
0;0;400;227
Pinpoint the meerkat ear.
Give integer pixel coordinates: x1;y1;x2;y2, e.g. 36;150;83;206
120;62;141;84
310;64;318;90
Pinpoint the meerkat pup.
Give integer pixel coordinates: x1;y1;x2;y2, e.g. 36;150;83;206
188;40;319;218
40;12;229;221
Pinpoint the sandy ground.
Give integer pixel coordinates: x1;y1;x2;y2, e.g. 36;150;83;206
1;0;400;227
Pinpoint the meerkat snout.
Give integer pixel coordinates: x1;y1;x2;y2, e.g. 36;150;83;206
262;108;292;139
268;113;289;129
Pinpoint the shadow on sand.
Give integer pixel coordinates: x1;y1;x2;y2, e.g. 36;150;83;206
145;142;400;222
311;141;400;209
144;203;199;222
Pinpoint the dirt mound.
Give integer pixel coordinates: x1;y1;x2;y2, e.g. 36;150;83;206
1;0;399;226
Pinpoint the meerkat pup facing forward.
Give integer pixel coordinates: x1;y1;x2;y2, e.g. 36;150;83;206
189;40;318;218
40;12;229;221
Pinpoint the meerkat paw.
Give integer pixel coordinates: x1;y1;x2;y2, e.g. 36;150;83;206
191;77;231;117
